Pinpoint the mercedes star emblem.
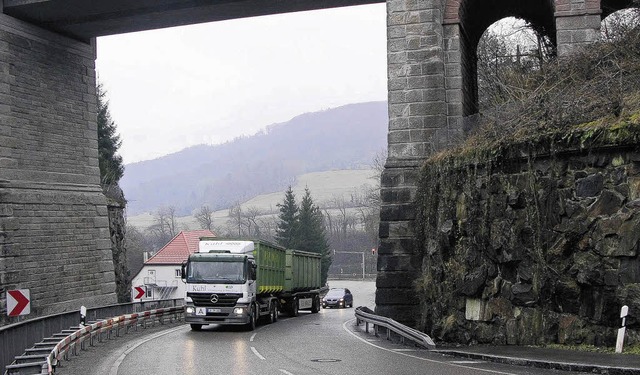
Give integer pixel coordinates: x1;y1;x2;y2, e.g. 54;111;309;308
210;294;219;304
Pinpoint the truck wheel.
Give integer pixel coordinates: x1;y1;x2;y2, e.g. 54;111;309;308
311;296;320;313
267;302;276;324
290;298;299;317
273;301;279;322
190;324;203;331
247;304;257;331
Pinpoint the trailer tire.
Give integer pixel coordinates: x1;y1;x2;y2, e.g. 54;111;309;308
267;302;277;324
311;295;320;313
190;324;203;331
290;298;299;317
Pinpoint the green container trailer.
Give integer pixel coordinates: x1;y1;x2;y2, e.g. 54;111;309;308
285;249;322;292
182;238;322;331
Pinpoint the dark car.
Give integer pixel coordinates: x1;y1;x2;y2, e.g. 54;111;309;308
322;288;353;308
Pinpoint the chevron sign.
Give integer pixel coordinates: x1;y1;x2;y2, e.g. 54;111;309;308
7;289;31;317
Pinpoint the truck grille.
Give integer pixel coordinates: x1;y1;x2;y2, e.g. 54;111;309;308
188;292;242;307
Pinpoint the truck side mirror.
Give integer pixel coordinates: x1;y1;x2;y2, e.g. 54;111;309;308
250;263;257;281
181;261;187;282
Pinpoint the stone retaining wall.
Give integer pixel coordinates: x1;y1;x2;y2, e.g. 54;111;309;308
415;127;640;345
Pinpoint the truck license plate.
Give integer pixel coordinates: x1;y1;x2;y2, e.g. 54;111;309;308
208;308;221;313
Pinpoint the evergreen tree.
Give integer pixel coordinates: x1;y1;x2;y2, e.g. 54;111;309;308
274;186;298;248
296;187;332;285
97;83;124;186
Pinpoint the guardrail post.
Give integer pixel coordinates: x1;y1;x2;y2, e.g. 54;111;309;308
80;306;87;326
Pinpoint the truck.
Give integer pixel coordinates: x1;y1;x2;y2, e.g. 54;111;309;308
181;238;322;331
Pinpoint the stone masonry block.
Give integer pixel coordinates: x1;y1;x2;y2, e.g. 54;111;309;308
380;203;416;221
424;88;447;102
376;271;419;289
389;117;410;130
389;130;411;143
376;287;420;304
410;128;436;142
378;254;419;272
374;304;421;326
388;220;415;238
381;187;416;204
387;0;407;13
378;238;417;255
381;167;421;187
423;114;448;128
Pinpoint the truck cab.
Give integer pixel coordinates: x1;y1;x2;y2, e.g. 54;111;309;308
182;238;321;331
182;240;259;330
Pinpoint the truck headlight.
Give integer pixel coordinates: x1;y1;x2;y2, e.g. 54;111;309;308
186;307;195;314
233;307;245;315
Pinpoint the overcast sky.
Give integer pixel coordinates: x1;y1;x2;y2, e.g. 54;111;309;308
95;3;388;164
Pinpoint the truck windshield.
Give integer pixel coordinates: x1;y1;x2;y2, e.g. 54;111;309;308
187;261;245;284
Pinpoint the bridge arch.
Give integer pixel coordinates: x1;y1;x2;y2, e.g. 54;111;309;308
444;0;556;116
600;0;637;19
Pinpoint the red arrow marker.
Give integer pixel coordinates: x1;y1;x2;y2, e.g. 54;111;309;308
8;290;30;316
134;286;145;299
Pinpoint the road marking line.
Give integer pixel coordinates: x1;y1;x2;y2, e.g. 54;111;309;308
279;369;295;375
251;346;266;360
250;333;257;342
342;319;517;375
451;360;484;364
109;325;187;375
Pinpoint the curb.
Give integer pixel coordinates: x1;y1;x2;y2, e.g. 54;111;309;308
432;349;640;375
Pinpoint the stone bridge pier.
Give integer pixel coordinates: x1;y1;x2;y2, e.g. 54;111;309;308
375;0;627;326
0;10;117;322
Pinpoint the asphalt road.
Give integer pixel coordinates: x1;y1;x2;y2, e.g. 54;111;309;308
56;280;580;375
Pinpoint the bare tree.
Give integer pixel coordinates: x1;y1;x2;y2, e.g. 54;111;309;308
243;206;263;237
227;201;243;237
194;205;214;230
148;205;178;249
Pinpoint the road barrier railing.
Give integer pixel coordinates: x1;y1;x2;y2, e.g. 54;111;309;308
354;306;436;350
1;299;183;375
44;306;183;374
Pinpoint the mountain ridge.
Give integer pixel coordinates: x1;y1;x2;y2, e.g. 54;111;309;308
120;101;388;216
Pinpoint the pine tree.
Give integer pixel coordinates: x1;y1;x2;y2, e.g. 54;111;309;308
296;187;332;285
274;186;298;248
97;83;124;186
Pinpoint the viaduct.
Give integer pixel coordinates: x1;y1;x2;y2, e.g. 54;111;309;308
0;0;635;326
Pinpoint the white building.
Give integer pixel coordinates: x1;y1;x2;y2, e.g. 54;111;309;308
131;229;215;301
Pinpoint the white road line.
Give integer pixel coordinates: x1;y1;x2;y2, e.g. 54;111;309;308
279;369;295;375
250;332;257;342
342;319;518;375
109;325;187;375
251;346;266;360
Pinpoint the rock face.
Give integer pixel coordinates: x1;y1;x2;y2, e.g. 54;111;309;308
415;128;640;346
104;185;130;303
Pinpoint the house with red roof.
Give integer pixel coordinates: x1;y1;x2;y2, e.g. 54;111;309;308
131;229;215;301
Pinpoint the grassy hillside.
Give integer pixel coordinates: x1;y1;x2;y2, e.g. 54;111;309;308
126;168;378;231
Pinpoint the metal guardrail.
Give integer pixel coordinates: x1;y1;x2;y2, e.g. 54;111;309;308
354;306;436;350
42;306;183;375
0;299;183;375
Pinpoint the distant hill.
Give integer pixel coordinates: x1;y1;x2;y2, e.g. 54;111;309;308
126;169;377;230
120;101;388;216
